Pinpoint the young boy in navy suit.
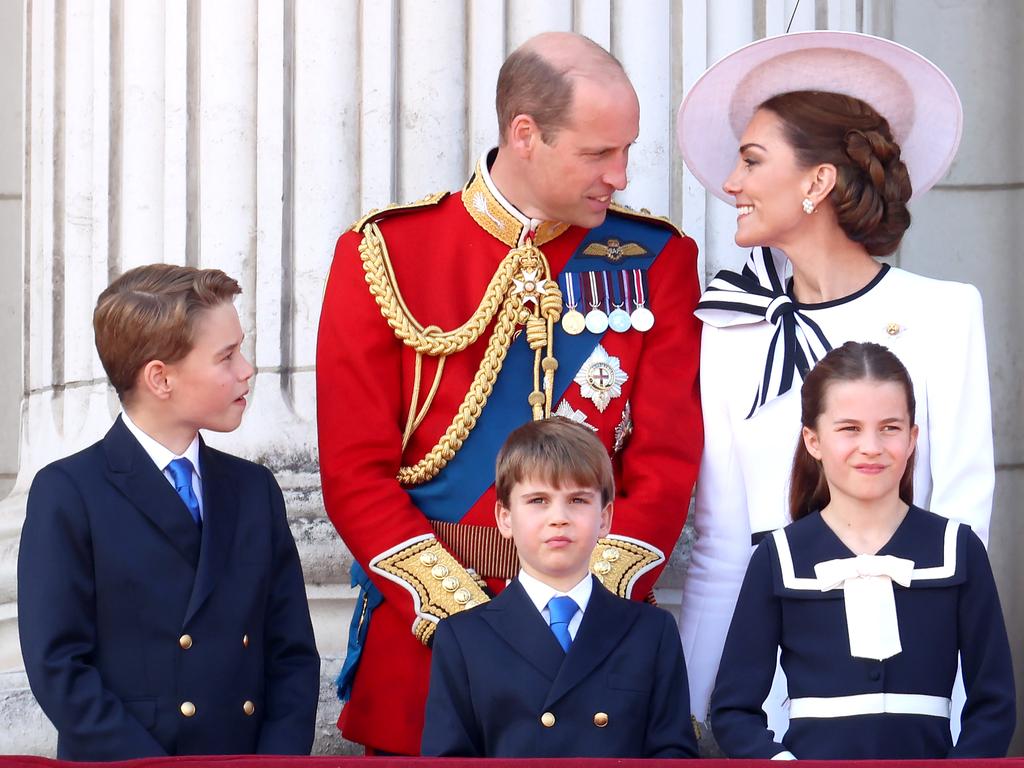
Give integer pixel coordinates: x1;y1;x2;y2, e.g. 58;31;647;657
18;265;320;760
421;417;697;758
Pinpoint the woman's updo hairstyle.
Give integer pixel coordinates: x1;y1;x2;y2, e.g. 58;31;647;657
759;90;913;256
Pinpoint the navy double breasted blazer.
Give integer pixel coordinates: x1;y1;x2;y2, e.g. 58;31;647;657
421;576;696;758
17;417;320;760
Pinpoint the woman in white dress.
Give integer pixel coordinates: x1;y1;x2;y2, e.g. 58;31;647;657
675;31;993;744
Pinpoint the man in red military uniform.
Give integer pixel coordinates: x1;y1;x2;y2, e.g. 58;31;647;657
316;31;702;755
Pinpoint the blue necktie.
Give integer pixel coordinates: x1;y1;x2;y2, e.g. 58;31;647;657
167;458;202;529
547;595;578;653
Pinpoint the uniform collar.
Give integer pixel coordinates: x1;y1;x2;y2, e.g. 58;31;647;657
462;149;570;248
517;568;594;617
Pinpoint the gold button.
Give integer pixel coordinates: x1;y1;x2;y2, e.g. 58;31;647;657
243;700;255;716
180;701;196;717
453;588;472;605
594;712;609;727
593;560;612;575
419;551;438;566
178;634;193;650
441;576;460;592
602;547;620;562
541;711;556;728
886;322;900;336
430;564;449;579
242;634;249;648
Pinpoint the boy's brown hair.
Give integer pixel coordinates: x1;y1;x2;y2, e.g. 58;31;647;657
93;264;241;401
495;417;615;507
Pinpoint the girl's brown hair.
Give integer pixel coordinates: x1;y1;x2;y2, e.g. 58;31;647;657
789;341;916;521
760;90;913;256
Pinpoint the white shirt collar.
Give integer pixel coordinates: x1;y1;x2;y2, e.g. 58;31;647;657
517;569;593;616
120;411;202;476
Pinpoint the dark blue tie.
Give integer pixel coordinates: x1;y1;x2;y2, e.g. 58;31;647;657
547;595;578;653
167;458;202;529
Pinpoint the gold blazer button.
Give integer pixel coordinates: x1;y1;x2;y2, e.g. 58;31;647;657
180;701;196;718
594;712;609;727
178;634;193;650
541;711;556;728
243;700;255;716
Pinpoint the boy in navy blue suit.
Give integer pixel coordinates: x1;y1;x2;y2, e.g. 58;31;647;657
421;417;697;758
18;265;320;760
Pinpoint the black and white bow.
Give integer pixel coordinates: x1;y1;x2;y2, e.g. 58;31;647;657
696;247;832;419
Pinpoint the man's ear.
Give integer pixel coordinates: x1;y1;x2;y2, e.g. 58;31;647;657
495;500;513;540
802;425;822;460
505;114;542;158
139;360;173;401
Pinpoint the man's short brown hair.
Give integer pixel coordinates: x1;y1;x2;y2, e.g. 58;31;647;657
495;35;625;145
495;417;615;507
93;263;241;401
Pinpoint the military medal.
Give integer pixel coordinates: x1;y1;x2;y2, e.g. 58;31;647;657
630;268;655;332
584;271;608;334
606;270;631;333
560;272;586;335
574;344;629;412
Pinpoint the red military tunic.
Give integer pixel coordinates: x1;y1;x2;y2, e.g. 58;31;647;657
316;155;702;754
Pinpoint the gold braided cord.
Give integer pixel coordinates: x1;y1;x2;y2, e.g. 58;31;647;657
360;223;516;356
396;295;525;485
359;221;564;485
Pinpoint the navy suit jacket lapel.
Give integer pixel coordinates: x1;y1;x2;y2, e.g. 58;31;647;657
543;577;638;709
480;579;565;681
184;442;239;625
103;417;201;567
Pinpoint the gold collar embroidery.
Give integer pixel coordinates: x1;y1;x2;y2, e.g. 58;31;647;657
462;153;570;247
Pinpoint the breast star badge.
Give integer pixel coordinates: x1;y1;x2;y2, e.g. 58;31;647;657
554;400;598;431
574;344;628;413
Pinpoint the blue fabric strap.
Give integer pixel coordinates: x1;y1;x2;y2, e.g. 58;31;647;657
167;457;202;528
547;595;578;652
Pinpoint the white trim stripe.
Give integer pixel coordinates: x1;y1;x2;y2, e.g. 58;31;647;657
772;529;819;590
773;519;961;591
911;519;959;580
789;692;951;720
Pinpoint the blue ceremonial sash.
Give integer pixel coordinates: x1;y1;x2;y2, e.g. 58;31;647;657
338;213;671;701
407;213;671;522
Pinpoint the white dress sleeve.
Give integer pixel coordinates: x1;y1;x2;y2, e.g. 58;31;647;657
679;323;756;721
921;282;993;546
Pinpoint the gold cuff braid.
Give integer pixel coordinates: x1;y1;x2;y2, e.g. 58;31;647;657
372;537;491;646
589;537;663;598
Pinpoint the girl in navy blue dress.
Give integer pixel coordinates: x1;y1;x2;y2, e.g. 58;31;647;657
711;341;1015;759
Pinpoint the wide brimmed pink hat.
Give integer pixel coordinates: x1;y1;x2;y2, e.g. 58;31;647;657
676;30;962;203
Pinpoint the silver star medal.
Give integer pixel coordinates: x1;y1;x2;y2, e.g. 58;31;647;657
554;399;597;431
574;344;628;413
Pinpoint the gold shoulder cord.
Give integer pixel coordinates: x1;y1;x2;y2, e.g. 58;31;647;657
359;223;562;485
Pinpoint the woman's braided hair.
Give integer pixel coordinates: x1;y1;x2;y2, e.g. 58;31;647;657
760;90;913;256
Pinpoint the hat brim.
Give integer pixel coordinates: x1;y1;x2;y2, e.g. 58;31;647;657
677;30;962;203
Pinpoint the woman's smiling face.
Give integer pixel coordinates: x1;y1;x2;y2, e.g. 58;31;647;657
722;108;817;249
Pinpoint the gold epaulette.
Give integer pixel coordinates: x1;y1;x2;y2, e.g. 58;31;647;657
607;201;685;239
351;191;450;232
588;536;664;598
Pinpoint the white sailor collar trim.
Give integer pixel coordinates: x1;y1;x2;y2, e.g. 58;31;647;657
770;517;962;594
